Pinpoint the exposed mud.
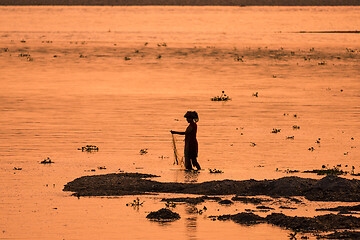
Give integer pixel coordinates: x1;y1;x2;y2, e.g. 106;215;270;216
320;230;360;239
211;212;360;233
316;204;360;214
63;173;360;202
146;208;180;221
161;196;221;204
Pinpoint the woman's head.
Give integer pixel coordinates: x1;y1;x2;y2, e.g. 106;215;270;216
184;111;199;123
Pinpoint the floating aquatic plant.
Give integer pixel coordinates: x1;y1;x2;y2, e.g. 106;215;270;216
302;165;357;176
271;128;281;133
165;201;176;208
40;157;53;164
78;145;99;152
209;168;223;173
126;197;144;207
139;148;148;155
211;91;231;101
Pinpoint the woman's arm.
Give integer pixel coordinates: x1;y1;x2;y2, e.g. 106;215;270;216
170;130;185;135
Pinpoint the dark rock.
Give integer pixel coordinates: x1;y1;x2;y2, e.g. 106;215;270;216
146;208;180;221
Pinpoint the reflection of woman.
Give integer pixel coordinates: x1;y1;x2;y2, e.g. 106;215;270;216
171;111;201;171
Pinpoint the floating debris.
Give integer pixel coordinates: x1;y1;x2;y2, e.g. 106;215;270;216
146;208;180;221
126;197;144;207
97;166;106;170
252;92;259;97
18;53;31;57
318;61;326;65
79;54;86;58
157;42;167;47
293;125;300;129
271;128;281;133
209;168;223;173
40;157;54;164
139;148;148;155
20;40;26;43
211;91;231;101
234;55;244;62
124;56;131;61
13;167;22;170
250;142;256;147
165;201;176;208
286;136;295;139
156;54;162;59
78;145;99;152
308;147;315;151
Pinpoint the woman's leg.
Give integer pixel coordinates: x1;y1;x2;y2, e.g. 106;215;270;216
184;156;193;170
191;158;201;170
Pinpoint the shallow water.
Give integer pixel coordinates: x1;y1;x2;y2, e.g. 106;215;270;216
0;6;359;240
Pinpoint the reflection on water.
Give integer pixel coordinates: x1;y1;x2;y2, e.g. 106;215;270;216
0;5;359;240
184;171;200;183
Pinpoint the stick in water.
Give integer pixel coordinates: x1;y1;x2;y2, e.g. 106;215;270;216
171;133;183;166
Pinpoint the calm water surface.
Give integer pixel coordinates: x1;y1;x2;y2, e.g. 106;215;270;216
0;6;359;240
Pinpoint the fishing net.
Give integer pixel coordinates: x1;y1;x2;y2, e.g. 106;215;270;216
171;133;184;166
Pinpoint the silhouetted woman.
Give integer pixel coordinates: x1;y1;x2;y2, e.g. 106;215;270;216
171;111;201;171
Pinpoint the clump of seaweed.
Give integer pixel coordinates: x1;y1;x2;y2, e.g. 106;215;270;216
40;157;53;164
211;91;231;101
78;145;99;152
209;168;223;173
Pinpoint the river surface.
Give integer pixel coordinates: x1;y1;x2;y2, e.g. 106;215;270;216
0;6;359;240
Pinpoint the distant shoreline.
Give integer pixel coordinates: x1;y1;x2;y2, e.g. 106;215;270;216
1;0;360;6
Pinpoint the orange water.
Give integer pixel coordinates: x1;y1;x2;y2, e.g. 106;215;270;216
0;6;359;240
